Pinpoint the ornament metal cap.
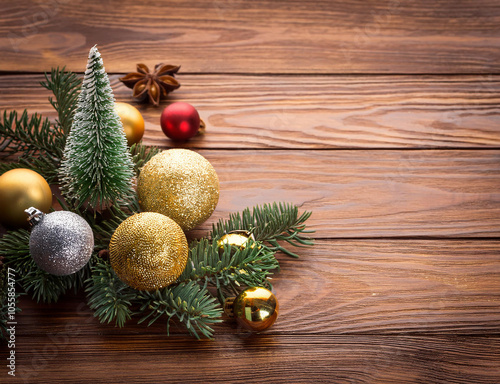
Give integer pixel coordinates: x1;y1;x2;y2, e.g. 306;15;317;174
25;207;44;226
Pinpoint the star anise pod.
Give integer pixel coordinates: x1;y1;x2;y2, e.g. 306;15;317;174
119;63;181;107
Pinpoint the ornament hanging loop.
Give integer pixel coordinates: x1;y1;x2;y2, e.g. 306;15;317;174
25;207;44;227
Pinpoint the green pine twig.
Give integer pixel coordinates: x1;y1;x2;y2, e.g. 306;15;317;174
137;281;222;339
86;260;136;328
179;238;279;301
0;67;81;182
211;202;314;257
40;66;81;136
0;110;60;182
129;142;161;177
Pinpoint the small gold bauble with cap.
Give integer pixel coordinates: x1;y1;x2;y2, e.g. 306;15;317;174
109;212;189;291
224;286;279;332
217;230;256;253
0;168;52;228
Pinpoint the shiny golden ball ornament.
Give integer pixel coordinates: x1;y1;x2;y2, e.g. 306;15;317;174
0;168;52;228
224;287;279;332
114;102;145;146
217;231;257;256
109;212;189;291
137;149;219;231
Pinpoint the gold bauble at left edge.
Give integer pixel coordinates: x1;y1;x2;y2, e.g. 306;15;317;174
0;169;52;228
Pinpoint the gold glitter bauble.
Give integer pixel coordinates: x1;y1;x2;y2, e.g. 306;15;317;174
224;287;279;332
0;168;52;228
109;212;189;291
137;149;219;231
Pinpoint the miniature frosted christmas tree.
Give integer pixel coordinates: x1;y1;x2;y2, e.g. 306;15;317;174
59;45;135;210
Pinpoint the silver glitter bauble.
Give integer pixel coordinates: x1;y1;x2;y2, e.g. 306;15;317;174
26;207;94;276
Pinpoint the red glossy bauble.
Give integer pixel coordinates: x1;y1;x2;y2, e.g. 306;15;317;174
160;102;200;141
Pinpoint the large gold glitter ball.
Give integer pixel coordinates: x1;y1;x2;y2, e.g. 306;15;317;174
109;212;189;291
0;168;52;228
137;149;219;231
224;287;279;332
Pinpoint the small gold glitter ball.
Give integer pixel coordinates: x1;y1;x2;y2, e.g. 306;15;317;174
109;212;189;291
137;149;219;231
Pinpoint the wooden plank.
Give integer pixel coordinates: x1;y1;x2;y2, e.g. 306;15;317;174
9;240;500;337
2;334;500;383
0;149;498;237
192;149;500;238
1;74;499;149
1;1;500;74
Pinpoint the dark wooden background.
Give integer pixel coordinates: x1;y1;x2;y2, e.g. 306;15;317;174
1;0;500;383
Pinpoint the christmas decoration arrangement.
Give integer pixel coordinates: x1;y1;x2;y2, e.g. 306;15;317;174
0;45;313;340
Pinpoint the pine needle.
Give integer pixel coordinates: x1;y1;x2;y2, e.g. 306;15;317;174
137;281;223;339
0;67;80;182
85;260;136;327
210;202;314;257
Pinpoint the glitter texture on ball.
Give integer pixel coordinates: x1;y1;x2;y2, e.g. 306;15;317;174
109;212;189;291
29;210;94;276
137;149;219;231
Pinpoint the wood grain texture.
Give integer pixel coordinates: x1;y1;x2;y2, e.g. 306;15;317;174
8;240;500;338
188;149;500;239
1;334;499;384
1;74;500;149
1;0;500;382
1;0;500;74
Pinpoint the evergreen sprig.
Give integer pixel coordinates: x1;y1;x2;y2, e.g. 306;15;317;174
179;238;278;300
137;281;223;339
0;111;60;181
211;202;314;257
86;260;137;328
40;66;81;136
129;142;161;177
0;67;80;181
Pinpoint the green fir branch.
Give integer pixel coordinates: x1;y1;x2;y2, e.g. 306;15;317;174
179;238;278;300
137;281;223;339
87;202;140;250
0;110;61;181
40;66;81;136
0;110;57;159
20;268;69;303
0;67;80;182
211;202;314;257
86;260;136;327
0;230;31;274
129;142;161;177
0;160;32;176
